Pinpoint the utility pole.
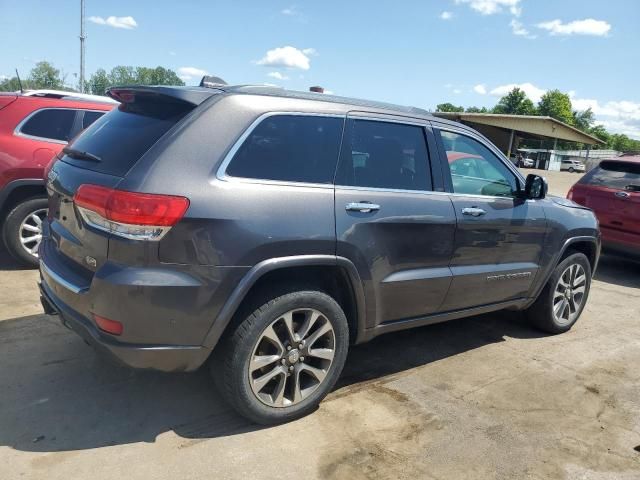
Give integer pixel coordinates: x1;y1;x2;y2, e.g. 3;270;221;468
79;0;86;92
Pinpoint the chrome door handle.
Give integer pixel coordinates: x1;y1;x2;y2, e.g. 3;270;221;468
615;191;630;199
461;207;486;217
346;202;380;213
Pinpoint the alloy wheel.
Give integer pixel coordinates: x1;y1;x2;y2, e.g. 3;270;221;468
553;263;587;325
18;208;47;258
248;308;336;408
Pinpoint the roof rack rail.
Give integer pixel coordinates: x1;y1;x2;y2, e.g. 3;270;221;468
22;89;118;104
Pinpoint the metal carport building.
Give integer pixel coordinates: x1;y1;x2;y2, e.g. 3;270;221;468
432;112;605;170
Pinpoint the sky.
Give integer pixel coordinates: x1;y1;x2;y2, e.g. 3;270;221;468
1;0;639;138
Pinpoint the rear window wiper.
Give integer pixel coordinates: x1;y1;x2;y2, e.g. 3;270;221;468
62;146;102;162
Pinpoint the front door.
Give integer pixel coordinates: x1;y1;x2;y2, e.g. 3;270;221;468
334;115;456;328
434;127;547;311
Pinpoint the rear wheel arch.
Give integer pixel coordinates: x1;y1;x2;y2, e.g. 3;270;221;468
203;256;367;350
0;180;46;221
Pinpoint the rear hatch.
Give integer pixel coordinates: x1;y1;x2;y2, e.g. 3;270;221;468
44;88;204;283
569;160;640;236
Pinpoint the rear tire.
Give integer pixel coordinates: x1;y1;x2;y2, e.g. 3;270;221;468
525;252;591;334
568;167;575;173
212;289;349;425
2;197;48;268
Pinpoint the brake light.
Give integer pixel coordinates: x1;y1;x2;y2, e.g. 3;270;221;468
74;184;189;240
94;314;123;335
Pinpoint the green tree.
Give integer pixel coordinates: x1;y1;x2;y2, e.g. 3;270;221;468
538;89;574;125
572;108;595;132
436;102;464;113
0;76;27;92
29;61;65;89
88;68;110;95
108;66;137;85
466;106;489;113
492;87;536;115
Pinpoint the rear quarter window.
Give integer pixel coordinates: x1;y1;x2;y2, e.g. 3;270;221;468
225;114;344;184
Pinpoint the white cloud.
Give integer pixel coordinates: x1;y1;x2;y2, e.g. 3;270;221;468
473;84;487;94
177;66;208;81
256;46;313;70
281;6;297;15
453;88;462;94
454;0;521;16
88;16;137;29
536;18;611;36
510;19;536;38
440;11;453;20
267;71;289;80
489;82;547;102
302;48;317;56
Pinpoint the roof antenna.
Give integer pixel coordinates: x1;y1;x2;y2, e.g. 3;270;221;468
15;68;24;93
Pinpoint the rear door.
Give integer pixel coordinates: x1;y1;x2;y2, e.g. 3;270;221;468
571;160;640;238
433;126;547;311
334;114;456;327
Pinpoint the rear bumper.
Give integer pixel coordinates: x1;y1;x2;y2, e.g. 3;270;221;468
39;275;212;372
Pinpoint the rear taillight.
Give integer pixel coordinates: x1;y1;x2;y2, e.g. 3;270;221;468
74;184;189;240
567;187;574;200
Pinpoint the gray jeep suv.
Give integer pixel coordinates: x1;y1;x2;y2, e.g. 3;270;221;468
39;84;600;424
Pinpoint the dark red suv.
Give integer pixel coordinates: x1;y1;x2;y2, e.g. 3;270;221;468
568;156;640;258
0;90;115;266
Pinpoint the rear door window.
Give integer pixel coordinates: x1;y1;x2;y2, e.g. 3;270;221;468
335;119;432;191
580;161;640;190
225;114;344;184
62;101;192;177
19;108;76;142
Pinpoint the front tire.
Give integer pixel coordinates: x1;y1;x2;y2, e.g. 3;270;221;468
568;167;575;173
525;252;591;334
212;290;349;424
2;197;48;268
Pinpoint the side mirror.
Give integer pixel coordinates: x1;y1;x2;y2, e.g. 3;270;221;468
524;174;547;199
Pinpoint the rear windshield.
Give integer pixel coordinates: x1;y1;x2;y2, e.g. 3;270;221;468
61;100;192;177
580;160;640;190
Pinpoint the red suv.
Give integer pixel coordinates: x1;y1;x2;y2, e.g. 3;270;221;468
0;90;115;266
568;156;640;258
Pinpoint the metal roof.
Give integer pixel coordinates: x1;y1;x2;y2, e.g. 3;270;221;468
433;112;605;145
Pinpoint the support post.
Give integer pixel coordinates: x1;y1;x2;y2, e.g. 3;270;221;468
507;129;515;160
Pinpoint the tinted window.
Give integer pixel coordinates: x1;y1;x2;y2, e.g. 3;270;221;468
439;130;518;197
82;110;105;129
580;161;640;190
20;108;76;142
226;115;343;183
336;119;431;191
62;101;192;177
